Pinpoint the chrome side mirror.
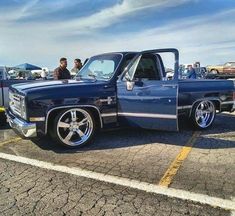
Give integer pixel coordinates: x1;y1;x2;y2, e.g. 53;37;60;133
126;81;134;91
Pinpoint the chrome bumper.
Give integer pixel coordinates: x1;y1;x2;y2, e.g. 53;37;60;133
6;110;37;138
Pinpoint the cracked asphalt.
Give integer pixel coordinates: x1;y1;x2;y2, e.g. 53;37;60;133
0;159;230;216
0;113;234;215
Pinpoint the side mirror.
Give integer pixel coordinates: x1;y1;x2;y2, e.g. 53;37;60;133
126;81;134;91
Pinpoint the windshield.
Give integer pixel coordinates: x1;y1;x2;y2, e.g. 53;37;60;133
76;54;122;81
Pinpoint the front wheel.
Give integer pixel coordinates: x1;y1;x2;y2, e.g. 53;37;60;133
51;108;96;148
190;100;216;129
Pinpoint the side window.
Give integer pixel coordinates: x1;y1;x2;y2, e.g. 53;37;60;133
134;55;160;80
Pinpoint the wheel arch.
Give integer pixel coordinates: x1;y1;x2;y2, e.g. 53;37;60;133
45;105;103;134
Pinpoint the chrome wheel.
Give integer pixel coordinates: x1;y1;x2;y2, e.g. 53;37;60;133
194;101;215;128
56;108;94;146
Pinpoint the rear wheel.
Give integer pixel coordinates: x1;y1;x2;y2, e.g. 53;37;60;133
51;108;96;148
191;100;216;129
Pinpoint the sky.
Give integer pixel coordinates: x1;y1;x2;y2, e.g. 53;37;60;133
0;0;235;69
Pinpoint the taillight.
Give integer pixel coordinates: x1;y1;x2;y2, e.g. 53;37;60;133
233;92;235;100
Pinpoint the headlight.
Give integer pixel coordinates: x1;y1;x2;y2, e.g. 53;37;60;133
9;91;27;120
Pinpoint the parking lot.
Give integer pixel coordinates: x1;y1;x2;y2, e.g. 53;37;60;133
0;112;234;215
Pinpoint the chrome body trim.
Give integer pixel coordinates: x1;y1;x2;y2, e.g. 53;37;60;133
6;111;36;138
221;101;234;105
118;112;177;119
177;105;192;110
45;105;103;134
101;113;117;117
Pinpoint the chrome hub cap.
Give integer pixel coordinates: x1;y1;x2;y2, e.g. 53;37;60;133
195;101;215;128
57;109;93;146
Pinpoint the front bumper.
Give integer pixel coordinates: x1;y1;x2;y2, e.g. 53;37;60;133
6;110;37;138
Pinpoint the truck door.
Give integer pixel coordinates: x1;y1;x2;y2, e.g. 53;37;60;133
117;49;179;131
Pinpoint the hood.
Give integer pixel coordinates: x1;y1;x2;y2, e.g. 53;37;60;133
11;79;103;92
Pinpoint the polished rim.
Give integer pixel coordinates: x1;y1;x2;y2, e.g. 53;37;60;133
56;108;93;146
195;101;215;128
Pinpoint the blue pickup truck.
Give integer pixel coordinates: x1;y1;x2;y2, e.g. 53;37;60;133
6;49;235;148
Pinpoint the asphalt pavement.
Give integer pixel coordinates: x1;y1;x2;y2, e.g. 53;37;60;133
0;113;234;215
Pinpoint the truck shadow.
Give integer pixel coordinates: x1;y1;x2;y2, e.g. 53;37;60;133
31;113;235;153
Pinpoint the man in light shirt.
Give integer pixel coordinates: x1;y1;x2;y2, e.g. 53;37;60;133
71;59;82;77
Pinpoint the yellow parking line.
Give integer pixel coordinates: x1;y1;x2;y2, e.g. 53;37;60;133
0;137;22;147
159;131;201;187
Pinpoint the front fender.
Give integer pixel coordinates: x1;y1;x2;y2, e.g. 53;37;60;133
44;105;103;135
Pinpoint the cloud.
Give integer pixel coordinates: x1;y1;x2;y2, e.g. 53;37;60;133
0;0;39;22
0;1;234;69
0;0;79;23
65;8;235;66
59;0;191;33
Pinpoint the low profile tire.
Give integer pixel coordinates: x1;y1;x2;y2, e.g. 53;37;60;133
190;100;216;130
51;108;96;148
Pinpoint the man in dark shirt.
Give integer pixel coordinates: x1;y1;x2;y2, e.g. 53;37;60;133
54;57;71;80
187;65;197;79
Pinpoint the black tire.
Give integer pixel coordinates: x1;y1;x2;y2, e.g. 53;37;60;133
50;108;96;148
190;100;216;130
0;112;7;126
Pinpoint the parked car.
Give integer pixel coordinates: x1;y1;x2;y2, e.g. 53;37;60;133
6;49;235;148
0;66;37;124
207;62;235;75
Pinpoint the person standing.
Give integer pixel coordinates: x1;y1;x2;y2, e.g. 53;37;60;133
41;68;47;80
187;65;197;79
71;58;82;77
54;57;71;80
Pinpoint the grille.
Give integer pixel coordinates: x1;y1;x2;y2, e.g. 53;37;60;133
9;92;24;117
